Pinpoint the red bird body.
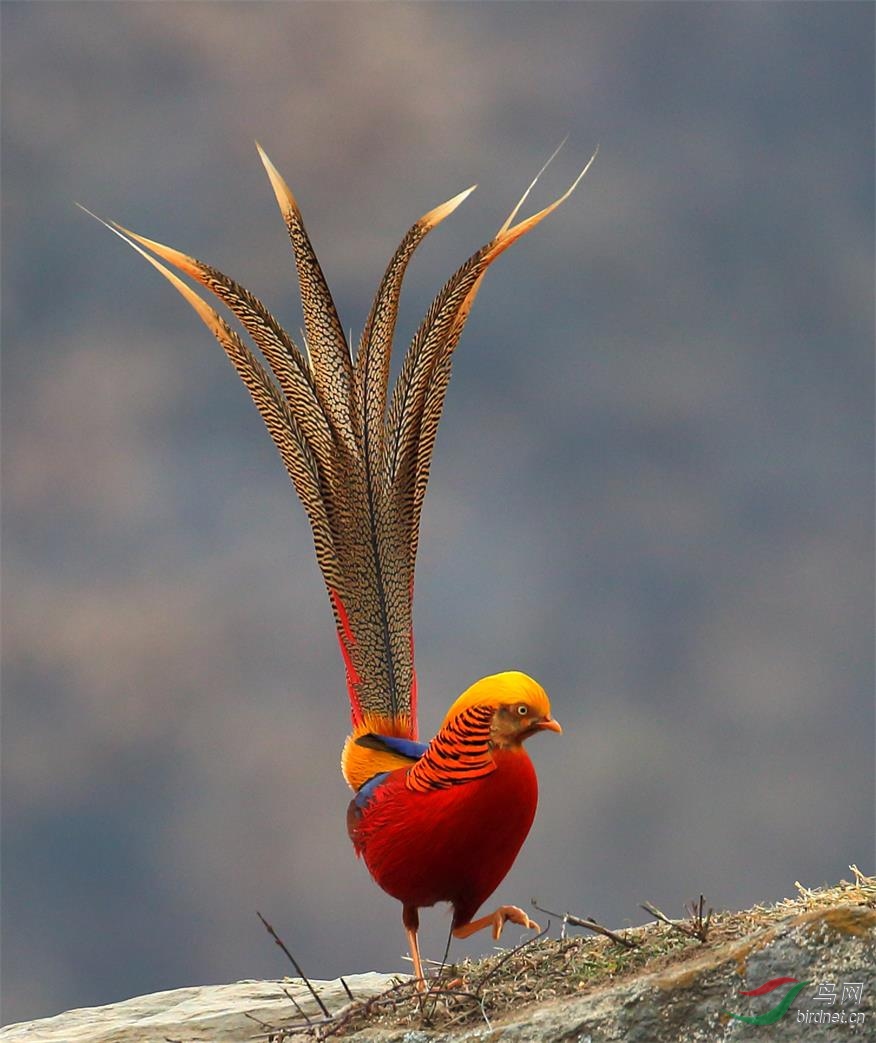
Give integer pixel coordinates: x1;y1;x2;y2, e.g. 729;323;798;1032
342;669;561;973
349;744;538;929
93;143;591;987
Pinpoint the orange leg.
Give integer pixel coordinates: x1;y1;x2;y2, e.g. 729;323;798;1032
403;905;427;992
452;904;541;941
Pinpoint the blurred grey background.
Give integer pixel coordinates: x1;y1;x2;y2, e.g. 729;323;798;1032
2;0;873;1026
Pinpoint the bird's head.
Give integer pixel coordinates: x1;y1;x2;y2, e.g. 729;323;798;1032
442;671;562;749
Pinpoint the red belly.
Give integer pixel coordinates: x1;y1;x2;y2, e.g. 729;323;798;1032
348;748;538;927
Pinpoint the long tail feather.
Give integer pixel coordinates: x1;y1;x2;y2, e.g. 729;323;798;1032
497;136;569;236
112;225;339;482
354;185;476;476
82;144;594;777
257;144;354;446
387;150;599;562
78;206;340;584
345;185;477;733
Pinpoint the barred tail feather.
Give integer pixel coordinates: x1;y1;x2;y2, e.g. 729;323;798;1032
82;143;594;784
257;144;355;446
79;208;341;585
353;185;476;473
112;227;339;482
388;148;599;564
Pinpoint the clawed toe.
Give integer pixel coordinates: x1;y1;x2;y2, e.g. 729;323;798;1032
453;903;542;941
492;904;541;939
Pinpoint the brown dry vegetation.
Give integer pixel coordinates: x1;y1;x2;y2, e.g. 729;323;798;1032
268;866;876;1039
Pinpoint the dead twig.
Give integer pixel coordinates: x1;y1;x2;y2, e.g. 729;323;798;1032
640;900;678;929
475;920;552;991
243;1009;278;1032
421;988;492;1030
683;894;713;942
640;897;712;943
256;911;331;1018
416;923;551;1028
531;900;639;949
281;984;313;1024
320;977;416;1039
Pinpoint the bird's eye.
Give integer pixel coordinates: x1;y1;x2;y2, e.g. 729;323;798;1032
517;704;529;716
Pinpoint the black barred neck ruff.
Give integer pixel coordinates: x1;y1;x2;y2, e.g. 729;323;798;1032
405;704;497;793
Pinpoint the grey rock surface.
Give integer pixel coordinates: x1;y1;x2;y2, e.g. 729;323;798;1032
3;906;872;1041
0;973;400;1043
350;905;874;1042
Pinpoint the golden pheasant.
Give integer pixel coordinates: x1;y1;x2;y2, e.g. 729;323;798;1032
84;143;594;987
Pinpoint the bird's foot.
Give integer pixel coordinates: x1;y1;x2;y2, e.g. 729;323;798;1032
453;904;541;941
488;904;541;940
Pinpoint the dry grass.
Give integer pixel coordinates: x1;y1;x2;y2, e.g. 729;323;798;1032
274;867;875;1039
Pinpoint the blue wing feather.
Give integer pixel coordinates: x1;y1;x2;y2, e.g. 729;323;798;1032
373;734;428;759
350;733;428;810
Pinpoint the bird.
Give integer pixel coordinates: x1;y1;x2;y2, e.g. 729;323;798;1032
83;141;594;988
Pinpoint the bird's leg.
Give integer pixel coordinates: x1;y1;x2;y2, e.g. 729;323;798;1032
452;905;541;941
403;905;427;992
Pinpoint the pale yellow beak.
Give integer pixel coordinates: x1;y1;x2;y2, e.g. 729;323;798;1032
536;716;563;734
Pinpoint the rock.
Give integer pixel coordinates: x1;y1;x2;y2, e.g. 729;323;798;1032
0;973;400;1043
345;904;874;1042
4;882;873;1042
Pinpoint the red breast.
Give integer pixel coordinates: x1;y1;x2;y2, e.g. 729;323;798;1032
348;746;538;928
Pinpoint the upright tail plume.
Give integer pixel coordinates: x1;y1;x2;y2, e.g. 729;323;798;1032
80;143;596;756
